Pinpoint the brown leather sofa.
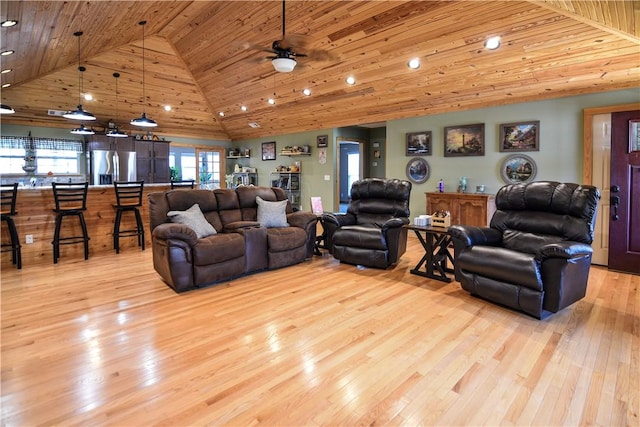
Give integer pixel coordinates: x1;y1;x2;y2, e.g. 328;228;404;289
149;186;317;292
449;181;600;319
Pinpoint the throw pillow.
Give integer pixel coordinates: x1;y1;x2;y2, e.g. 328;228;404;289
256;196;289;228
167;203;217;238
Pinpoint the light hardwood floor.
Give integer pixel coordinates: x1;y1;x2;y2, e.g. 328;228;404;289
1;237;638;426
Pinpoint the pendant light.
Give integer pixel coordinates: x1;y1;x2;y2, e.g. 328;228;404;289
106;72;128;137
130;20;157;128
0;104;15;114
63;31;96;121
70;124;95;135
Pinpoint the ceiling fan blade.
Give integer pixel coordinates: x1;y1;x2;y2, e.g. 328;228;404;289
280;33;310;51
303;49;338;62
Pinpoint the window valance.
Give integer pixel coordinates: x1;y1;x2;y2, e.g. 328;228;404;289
0;136;84;152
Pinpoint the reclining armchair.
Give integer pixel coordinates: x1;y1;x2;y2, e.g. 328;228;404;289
322;178;412;269
449;181;600;319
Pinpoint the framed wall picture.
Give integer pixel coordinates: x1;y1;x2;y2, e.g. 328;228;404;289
499;120;540;152
406;157;430;184
262;141;276;161
444;123;485;157
317;135;328;148
406;131;432;156
500;154;537;184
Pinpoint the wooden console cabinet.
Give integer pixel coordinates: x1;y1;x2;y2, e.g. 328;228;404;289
425;192;496;227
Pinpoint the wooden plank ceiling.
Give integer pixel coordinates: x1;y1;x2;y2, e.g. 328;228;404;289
1;1;638;142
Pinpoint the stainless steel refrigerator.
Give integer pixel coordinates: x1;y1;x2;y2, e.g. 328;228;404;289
88;150;137;185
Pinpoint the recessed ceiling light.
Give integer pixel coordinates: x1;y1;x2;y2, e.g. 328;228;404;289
83;93;93;101
408;58;421;69
302;88;311;96
346;76;356;85
241;105;247;112
1;50;15;56
2;83;11;88
484;36;501;50
1;69;12;74
1;20;18;27
164;105;172;111
267;98;275;105
218;111;225;117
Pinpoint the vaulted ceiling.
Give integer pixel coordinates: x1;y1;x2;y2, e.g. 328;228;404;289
1;1;638;141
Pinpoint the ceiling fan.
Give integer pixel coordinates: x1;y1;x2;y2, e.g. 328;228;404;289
261;0;334;73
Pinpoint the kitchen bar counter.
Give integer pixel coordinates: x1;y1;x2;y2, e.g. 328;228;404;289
1;184;172;268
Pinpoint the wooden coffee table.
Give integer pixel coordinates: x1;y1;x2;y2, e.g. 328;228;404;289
405;224;454;282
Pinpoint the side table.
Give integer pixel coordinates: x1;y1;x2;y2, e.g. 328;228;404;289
314;214;327;255
406;224;454;282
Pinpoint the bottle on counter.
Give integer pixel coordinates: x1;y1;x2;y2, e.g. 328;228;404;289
438;179;445;193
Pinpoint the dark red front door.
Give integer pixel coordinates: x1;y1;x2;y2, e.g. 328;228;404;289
609;110;640;274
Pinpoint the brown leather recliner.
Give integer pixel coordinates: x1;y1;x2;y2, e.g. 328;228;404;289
449;181;600;319
322;178;412;269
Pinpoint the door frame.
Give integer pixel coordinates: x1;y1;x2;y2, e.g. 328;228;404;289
582;102;640;184
335;137;365;211
583;102;640;269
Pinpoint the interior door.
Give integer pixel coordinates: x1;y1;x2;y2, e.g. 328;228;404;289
609;110;640;274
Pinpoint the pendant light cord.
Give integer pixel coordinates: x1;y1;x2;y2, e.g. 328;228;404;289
139;20;147;114
74;31;83;106
114;72;120;122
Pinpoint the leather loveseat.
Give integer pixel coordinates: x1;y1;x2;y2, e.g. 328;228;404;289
149;186;317;292
449;181;600;319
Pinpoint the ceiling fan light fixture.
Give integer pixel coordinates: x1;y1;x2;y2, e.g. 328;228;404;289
70;124;95;135
0;104;15;114
272;57;296;73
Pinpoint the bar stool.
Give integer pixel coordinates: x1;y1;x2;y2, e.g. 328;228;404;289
1;183;22;269
170;179;195;189
112;181;145;254
51;182;90;264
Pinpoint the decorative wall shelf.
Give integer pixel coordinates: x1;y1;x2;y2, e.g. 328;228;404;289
280;152;311;157
227;155;250;159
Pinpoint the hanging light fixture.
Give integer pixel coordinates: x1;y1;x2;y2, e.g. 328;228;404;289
0;104;15;114
63;31;96;121
130;20;157;128
70;124;95;135
106;72;128;137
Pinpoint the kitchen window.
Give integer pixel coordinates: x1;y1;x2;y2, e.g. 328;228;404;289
0;136;83;175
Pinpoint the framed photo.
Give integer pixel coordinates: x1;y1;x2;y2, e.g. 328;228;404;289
262;141;276;161
499;120;540;152
317;135;328;148
500;154;537;184
444;123;485;157
406;131;432;156
406;157;430;184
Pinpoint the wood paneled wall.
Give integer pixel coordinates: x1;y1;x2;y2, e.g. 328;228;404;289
0;184;171;268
